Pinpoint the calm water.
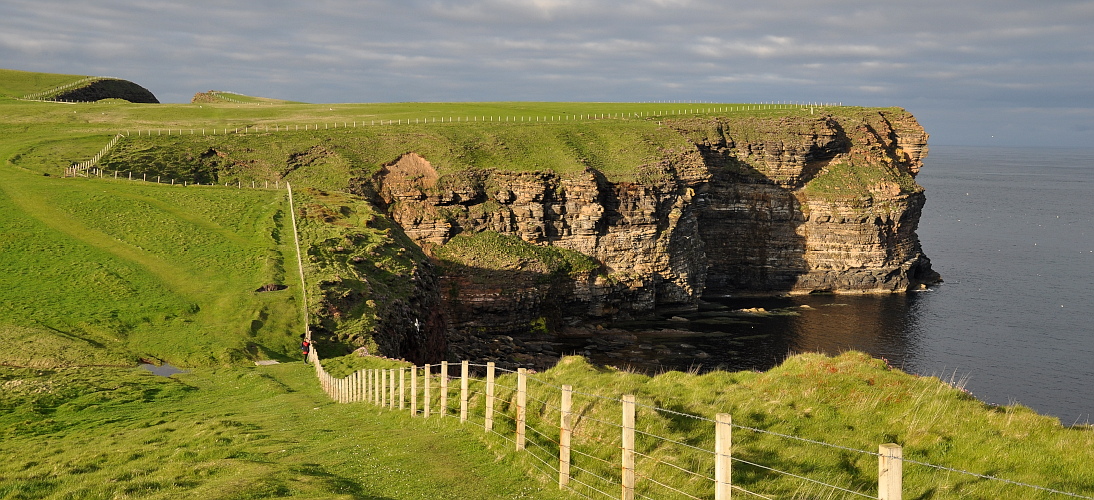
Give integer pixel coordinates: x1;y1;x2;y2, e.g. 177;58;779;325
559;146;1094;423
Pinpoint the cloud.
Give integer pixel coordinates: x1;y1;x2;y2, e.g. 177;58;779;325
0;0;1092;145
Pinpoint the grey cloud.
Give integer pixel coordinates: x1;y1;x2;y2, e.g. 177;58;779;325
0;0;1092;146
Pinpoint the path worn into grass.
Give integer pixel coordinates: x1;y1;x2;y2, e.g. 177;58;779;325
0;362;569;499
0;167;206;301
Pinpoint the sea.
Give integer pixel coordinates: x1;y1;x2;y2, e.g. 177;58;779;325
558;146;1094;423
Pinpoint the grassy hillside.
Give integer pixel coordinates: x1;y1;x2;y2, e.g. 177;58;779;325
0;169;302;367
0;68;89;99
0;361;568;499
515;353;1094;499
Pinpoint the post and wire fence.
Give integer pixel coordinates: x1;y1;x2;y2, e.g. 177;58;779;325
305;347;1094;500
20;76;114;101
60;101;841;181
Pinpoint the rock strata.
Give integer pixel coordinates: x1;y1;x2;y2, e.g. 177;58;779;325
366;109;939;345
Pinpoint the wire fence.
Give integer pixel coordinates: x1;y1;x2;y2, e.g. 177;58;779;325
66;133;124;177
20;76;117;101
116;102;841;137
60;101;840;181
306;349;1094;500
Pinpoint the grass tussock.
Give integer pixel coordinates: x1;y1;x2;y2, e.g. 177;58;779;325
375;352;1094;500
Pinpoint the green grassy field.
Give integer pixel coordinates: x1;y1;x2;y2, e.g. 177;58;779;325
0;169;302;367
0;361;569;499
3;69;1093;499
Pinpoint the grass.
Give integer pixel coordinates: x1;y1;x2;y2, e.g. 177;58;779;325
292;187;429;352
0;361;569;499
0;167;303;367
396;352;1094;500
0;68;90;98
434;231;599;280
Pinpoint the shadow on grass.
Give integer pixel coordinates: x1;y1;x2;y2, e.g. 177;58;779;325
292;463;396;500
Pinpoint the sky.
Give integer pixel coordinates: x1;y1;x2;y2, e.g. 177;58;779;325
2;0;1092;147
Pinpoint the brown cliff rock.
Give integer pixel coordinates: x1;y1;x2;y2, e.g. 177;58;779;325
366;108;939;340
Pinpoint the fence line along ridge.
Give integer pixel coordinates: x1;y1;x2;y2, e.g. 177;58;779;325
305;347;1094;500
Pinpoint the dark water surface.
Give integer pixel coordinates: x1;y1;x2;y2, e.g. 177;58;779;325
558;146;1094;423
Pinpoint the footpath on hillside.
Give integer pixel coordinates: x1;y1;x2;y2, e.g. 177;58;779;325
0;362;569;499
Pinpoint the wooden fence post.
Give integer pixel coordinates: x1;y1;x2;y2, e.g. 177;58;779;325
460;360;469;423
715;413;732;500
389;369;395;409
358;370;365;402
399;367;406;410
367;370;373;404
380;368;387;407
440;361;448;416
410;366;418;417
517;368;527;451
358;371;365;403
879;443;902;500
622;394;636;500
424;364;431;418
560;385;573;489
370;369;376;405
485;362;496;431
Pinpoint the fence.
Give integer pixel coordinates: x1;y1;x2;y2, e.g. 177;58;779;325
306;348;1094;500
110;102;841;138
21;76;116;101
61;102;838;180
65;134;125;177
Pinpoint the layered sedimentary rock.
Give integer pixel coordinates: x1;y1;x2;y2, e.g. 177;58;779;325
677;111;938;295
368;108;939;339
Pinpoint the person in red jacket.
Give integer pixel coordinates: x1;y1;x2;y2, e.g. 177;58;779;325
301;339;311;363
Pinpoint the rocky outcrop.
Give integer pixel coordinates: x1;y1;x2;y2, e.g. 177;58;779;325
677;110;938;294
363;108;939;341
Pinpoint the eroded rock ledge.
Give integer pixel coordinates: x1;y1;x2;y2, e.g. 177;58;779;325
366;109;939;343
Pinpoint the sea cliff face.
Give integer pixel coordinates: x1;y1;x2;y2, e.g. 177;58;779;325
369;109;939;342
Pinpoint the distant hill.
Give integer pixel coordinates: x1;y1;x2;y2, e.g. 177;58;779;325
0;68;158;103
192;90;300;104
54;78;159;103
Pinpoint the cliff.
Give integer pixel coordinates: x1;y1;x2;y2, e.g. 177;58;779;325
96;106;938;362
370;108;939;344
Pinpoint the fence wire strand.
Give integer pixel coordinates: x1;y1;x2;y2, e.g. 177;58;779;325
632;449;712;482
732;456;874;499
633;470;705;500
567;473;616;500
897;457;1094;499
633;428;715;456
